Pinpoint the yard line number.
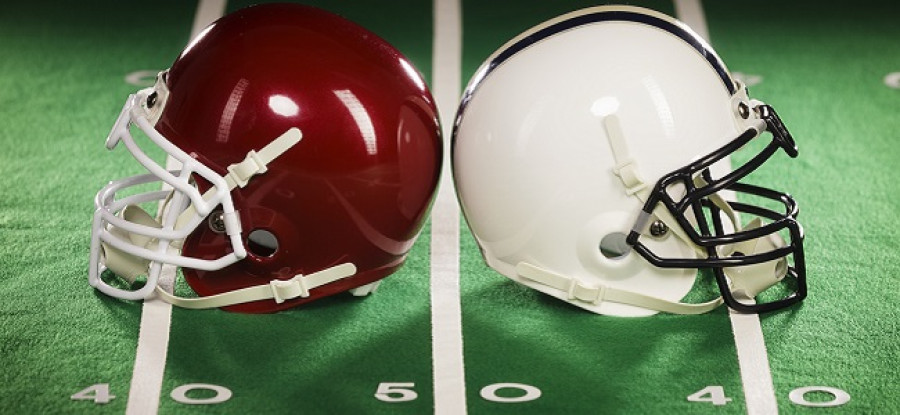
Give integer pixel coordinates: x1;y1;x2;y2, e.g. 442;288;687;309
70;382;851;408
689;385;851;408
71;383;231;406
374;382;541;404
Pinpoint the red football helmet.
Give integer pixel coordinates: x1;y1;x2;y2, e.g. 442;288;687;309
89;4;442;312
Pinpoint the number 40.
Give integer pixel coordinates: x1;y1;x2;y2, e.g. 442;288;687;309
72;383;231;405
688;385;851;408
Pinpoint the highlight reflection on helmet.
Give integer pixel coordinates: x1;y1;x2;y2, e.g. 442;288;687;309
452;5;806;317
89;4;442;313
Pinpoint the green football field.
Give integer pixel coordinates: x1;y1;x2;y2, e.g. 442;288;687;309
1;0;898;413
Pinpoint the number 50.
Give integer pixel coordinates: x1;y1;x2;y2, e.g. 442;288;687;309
375;382;541;403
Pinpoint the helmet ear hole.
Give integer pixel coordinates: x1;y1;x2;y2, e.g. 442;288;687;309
247;229;279;257
599;232;632;260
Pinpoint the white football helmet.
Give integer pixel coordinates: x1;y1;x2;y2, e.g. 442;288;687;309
452;6;806;316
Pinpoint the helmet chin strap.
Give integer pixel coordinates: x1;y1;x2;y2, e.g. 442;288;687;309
514;113;781;315
100;127;361;309
172;127;303;234
155;263;358;309
516;262;724;315
604;114;744;253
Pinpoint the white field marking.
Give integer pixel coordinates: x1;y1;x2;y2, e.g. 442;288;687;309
431;0;466;414
672;2;779;413
189;0;227;40
673;0;710;42
733;72;764;88
124;296;174;415
125;2;227;415
885;72;900;89
124;70;159;87
729;304;779;415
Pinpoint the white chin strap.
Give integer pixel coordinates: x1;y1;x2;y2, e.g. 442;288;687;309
516;262;724;315
97;127;362;309
525;112;784;315
515;220;787;315
155;263;359;309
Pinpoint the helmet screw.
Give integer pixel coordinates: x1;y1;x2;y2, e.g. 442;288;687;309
737;101;751;119
147;91;158;109
208;211;226;233
649;220;669;237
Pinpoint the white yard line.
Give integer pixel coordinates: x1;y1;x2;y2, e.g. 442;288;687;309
125;298;174;415
672;1;779;413
673;0;710;42
430;0;467;414
189;0;227;40
730;305;779;415
125;2;226;414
